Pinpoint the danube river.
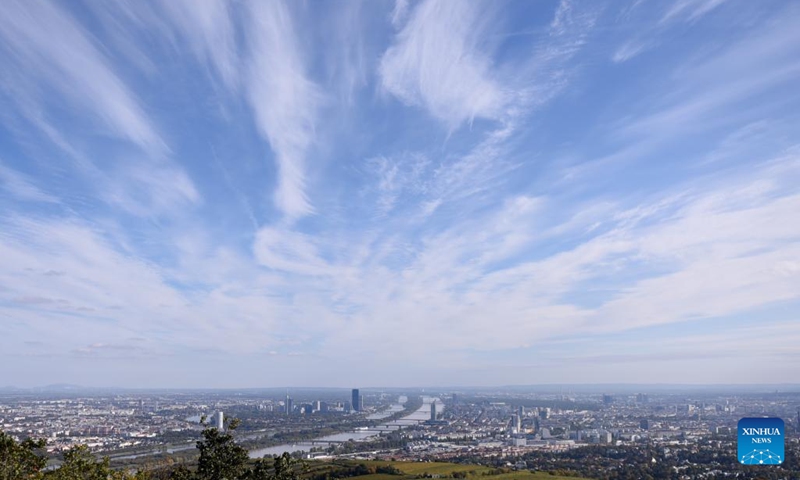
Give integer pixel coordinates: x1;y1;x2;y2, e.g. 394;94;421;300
109;396;441;462
248;396;441;458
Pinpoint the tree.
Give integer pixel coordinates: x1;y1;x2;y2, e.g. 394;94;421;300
47;445;135;480
0;431;47;480
249;450;309;480
195;421;249;480
148;464;192;480
3;419;305;480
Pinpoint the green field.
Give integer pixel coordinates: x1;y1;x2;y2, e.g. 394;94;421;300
354;472;584;480
359;461;492;475
351;474;402;480
318;460;590;480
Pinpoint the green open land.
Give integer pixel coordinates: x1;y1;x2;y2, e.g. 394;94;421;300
310;460;590;480
358;460;492;475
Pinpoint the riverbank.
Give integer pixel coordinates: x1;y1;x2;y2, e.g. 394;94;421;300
239;396;423;454
107;396;430;468
248;396;439;458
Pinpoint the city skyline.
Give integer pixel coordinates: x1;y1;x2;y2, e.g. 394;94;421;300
1;0;799;388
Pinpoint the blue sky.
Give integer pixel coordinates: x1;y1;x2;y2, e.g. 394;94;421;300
0;0;798;388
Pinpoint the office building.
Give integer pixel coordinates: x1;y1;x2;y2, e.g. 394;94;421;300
430;401;437;421
797;409;800;434
510;414;520;434
216;411;224;431
539;407;550;419
352;389;361;412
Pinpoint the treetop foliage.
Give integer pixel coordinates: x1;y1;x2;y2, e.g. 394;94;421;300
0;420;302;480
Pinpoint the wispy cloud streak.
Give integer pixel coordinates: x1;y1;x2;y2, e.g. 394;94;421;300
0;0;797;386
245;0;320;219
0;0;163;153
0;163;59;204
380;0;506;129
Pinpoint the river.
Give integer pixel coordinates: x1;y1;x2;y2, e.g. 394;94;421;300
248;396;441;458
109;396;441;462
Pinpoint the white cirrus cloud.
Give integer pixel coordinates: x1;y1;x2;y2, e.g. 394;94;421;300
245;0;321;219
160;0;239;89
612;40;650;63
0;163;59;204
0;0;164;153
380;0;506;129
662;0;730;24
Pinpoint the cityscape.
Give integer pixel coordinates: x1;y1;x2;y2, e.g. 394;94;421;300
1;386;799;477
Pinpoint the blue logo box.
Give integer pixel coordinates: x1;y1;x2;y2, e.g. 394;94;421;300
738;417;784;465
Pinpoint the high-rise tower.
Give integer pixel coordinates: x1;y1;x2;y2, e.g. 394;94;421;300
352;388;361;412
286;393;293;415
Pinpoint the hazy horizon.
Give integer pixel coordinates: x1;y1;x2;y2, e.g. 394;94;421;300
1;0;799;388
3;382;800;393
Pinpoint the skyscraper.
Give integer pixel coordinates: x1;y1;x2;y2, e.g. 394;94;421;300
539;407;550;419
286;394;293;415
352;389;361;412
515;413;522;432
430;401;437;421
216;411;224;431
